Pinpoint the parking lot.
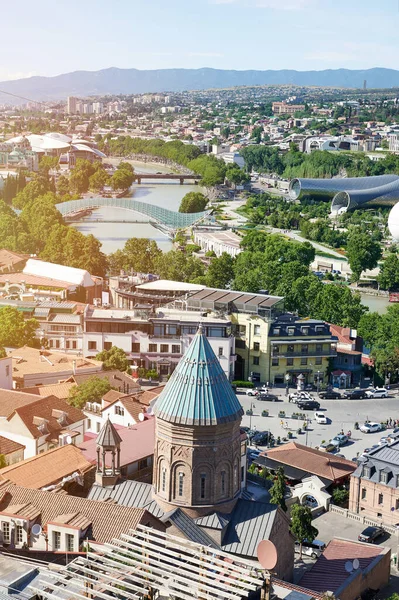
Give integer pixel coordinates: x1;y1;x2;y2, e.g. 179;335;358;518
239;389;399;460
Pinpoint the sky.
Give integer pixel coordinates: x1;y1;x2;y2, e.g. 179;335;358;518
1;0;398;80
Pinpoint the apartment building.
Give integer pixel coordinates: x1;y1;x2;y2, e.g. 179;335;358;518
272;102;305;115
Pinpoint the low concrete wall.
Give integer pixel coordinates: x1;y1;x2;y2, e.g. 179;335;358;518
329;503;398;535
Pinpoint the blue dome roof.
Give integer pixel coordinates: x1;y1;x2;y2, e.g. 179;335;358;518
155;327;243;426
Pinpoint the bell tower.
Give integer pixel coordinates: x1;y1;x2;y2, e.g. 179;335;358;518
95;417;122;487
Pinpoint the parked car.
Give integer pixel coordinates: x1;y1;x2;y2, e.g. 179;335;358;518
365;388;389;399
314;411;328;424
319;442;336;453
297;400;320;411
360;422;383;434
362;445;379;455
246;389;259;397
318;390;342;400
259;393;278;402
331;434;349;448
379;436;393;445
358;526;385;543
247;449;261;463
288;391;311;403
343;389;367;399
252;432;270;446
294;539;326;558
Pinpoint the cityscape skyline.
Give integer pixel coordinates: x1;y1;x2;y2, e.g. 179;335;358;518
0;0;398;82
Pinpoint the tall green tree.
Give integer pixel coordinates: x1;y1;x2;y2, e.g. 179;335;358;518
179;192;208;213
154;250;205;283
378;253;399;290
269;467;287;512
346;231;382;282
290;505;318;559
108;238;162;275
205;253;235;289
0;307;37;348
95;346;129;371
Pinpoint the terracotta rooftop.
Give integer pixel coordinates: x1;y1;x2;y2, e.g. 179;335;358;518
138;384;166;406
71;370;139;393
0;388;46;418
8;395;85;440
19;381;76;400
79;418;155;468
0;435;25;456
0;249;28;269
329;323;354;344
0;445;94;489
102;389;126;405
300;538;387;593
103;393;147;422
7;347;102;378
261;442;356;482
0;480;158;543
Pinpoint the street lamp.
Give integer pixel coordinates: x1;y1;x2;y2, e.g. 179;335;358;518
285;373;290;396
249;402;255;430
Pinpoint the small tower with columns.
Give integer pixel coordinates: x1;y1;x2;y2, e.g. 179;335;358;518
95;417;122;487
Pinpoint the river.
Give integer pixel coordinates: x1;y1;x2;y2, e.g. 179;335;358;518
71;160;204;254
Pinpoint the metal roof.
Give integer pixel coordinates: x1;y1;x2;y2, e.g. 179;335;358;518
221;499;276;558
195;512;230;530
155;326;244;426
49;314;81;324
88;480;164;518
161;508;220;549
96;418;122;448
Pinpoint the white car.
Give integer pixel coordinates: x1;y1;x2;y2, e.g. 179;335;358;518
365;388;388;399
314;411;327;424
360;422;383;434
246;389;259;397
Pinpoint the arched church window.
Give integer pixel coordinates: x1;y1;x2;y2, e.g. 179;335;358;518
221;471;226;495
178;472;184;497
200;473;206;499
162;467;167;492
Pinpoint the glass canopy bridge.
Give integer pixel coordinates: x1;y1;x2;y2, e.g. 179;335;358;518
55;197;209;233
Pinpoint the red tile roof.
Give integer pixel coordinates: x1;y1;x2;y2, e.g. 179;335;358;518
300;538;387;593
329;323;353;344
0;436;25;456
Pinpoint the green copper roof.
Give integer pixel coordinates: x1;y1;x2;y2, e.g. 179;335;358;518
155;327;243;426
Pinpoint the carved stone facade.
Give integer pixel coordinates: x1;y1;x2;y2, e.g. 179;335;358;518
153;418;242;517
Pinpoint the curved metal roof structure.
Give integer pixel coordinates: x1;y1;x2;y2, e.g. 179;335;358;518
55;197;209;230
155;326;243;426
288;175;399;214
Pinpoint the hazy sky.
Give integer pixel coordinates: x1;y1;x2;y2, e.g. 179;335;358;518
1;0;398;79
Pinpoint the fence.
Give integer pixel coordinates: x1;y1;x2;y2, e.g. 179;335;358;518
329;504;398;535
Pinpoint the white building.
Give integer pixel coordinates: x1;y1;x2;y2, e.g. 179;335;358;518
84;389;146;435
67;96;77;114
193;230;242;258
93;102;104;114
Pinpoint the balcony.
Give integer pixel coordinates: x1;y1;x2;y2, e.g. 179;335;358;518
272;349;337;358
84;403;101;415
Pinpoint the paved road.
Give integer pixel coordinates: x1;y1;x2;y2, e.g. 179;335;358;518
240;390;399;460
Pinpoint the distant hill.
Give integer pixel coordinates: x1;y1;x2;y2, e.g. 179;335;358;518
1;67;399;103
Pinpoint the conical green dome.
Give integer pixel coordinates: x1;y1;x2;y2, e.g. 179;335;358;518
155;326;243;426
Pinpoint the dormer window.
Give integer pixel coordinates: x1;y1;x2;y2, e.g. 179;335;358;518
380;469;390;484
287;328;295;336
301;327;309;336
363;466;371;478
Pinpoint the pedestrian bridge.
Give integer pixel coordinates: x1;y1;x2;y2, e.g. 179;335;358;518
56;197;209;231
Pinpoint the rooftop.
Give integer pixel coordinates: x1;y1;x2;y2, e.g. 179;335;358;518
7;347;102;378
0;388;47;418
19;381;76;400
0;436;25;456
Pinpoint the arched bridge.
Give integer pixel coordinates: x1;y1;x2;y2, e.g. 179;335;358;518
55;197;209;231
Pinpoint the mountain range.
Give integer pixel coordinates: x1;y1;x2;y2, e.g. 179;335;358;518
1;67;399;103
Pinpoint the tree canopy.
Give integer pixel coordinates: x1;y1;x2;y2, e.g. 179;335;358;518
0;307;37;348
95;346;129;372
68;376;112;409
179;192;208;213
108;238;162;275
346;231;382;282
269;467;287;512
290;504;318;559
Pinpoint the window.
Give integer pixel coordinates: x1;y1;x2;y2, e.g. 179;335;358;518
139;458;148;470
172;344;181;354
315;325;324;333
287;328;295;336
301;357;307;366
200;474;206;499
16;525;23;544
234;465;238;489
53;531;61;550
162;468;167;492
316;343;323;353
115;405;124;416
167;324;178;336
273;345;279;354
301;327;309;336
2;522;10;543
396;499;399;510
72;341;77;350
272;357;279;367
178;472;184;497
65;340;70;349
253;356;259;365
378;493;384;505
55;340;60;349
238;325;246;335
87;418;91;430
287;357;293;366
315;357;322;365
149;344;157;352
254;325;261;336
221;471;226;494
66;534;74;552
96;422;101;433
361;488;367;500
301;344;308;354
364;466;371;478
131;342;140;352
160;344;169;353
287;344;294;354
235;339;245;349
218;347;223;356
380;471;389;484
104;342;112;351
241;465;245;482
253;342;260;351
5;366;9;377
273;328;280;335
88;341;97;351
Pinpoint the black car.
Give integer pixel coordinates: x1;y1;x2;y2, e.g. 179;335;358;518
343;389;366;399
258;393;278;402
319;391;342;400
358;526;385;543
252;432;270;446
297;400;320;410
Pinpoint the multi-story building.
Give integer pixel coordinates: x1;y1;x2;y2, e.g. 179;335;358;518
272;102;305;115
67;96;77;114
349;440;399;526
329;323;364;388
268;314;337;387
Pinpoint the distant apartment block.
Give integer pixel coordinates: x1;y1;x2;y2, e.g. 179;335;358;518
272;102;305;115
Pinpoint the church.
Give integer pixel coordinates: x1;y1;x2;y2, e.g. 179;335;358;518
90;326;294;580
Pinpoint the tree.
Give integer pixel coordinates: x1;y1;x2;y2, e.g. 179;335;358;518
346;231;382;282
56;175;70;197
154;250;205;283
378;253;399;290
68;376;112;409
95;346;129;372
69;169;90;195
0;307;37;347
290;505;318;559
179;192;208;213
205;253;235;289
21;193;63;252
89;169;110;193
110;165;135;191
269;467;287;512
108;238;162;275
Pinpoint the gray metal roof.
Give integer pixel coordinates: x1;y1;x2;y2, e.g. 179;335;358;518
353;439;399;488
195;512;230;530
49;314;81;324
162;508;220;549
38;301;77;309
88;480;164;518
96;418;122;448
221;499;277;557
33;307;50;317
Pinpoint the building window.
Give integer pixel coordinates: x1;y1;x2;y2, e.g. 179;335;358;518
273;345;279;355
218;347;223;356
253;356;260;365
316;343;322;353
172;345;181;354
16;525;23;544
361;488;366;500
72;341;77;349
2;522;10;543
131;342;140;353
115;405;124;416
364;466;371;478
241;465;245;482
378;493;384;505
272;357;279;367
221;471;226;494
200;474;206;499
273;328;280;335
96;422;101;433
160;344;168;353
301;327;309;336
315;325;324;333
254;325;261;336
5;366;9;377
66;534;74;552
287;344;294;354
380;471;389;484
301;344;308;354
287;357;293;366
149;344;157;352
234;465;238;489
104;342;112;351
301;357;307;366
88;341;97;351
238;325;246;335
253;342;260;352
53;531;61;550
315;357;322;365
87;418;91;430
287;328;295;336
162;468;167;492
396;499;399;511
139;458;148;470
178;472;184;497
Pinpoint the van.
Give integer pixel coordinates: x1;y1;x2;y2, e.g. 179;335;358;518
294;539;326;558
